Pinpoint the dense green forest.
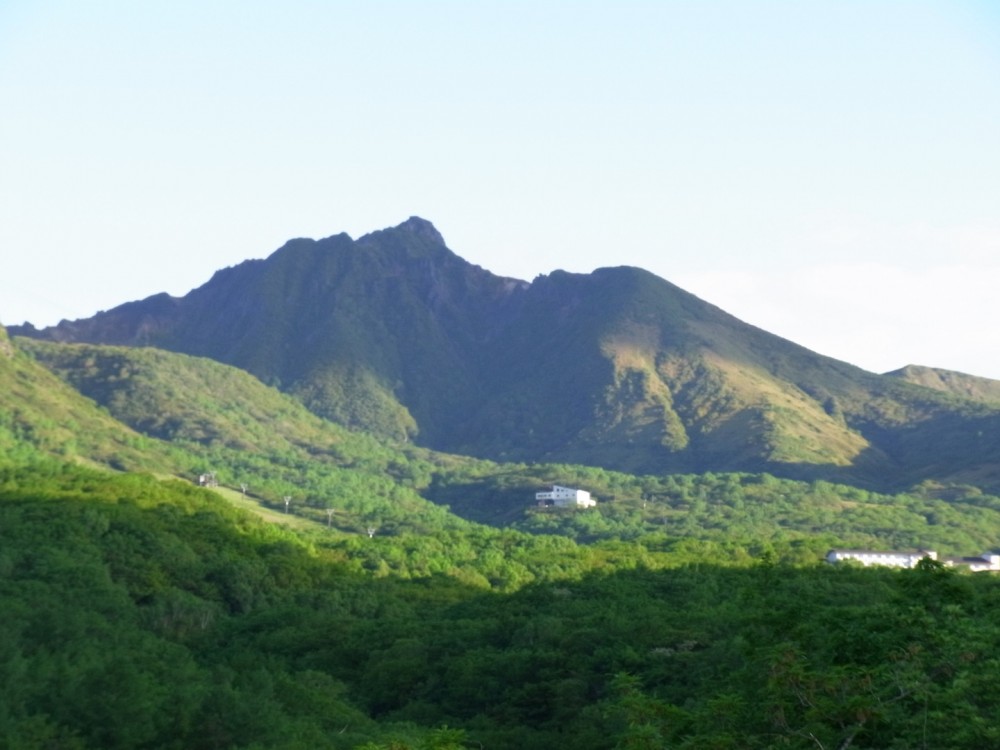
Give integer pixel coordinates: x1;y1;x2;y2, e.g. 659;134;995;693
4;455;1000;749
6;330;1000;747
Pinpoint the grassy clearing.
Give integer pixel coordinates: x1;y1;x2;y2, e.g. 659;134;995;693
211;485;318;529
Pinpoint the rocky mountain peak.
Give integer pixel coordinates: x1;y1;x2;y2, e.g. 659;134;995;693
394;216;446;246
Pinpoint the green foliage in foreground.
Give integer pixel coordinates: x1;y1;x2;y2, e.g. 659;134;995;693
4;458;1000;749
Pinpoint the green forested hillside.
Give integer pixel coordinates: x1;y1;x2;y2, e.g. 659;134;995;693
6;321;1000;747
4;458;1000;749
17;338;389;456
18;335;1000;560
428;462;1000;562
0;325;177;471
13;336;475;537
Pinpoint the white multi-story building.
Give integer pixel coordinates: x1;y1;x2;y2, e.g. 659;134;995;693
826;549;1000;571
535;485;596;508
826;549;937;568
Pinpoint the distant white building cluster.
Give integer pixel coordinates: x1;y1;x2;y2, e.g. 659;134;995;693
827;548;1000;572
535;485;596;508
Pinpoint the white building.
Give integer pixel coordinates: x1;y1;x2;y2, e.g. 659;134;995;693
536;485;596;508
197;472;218;488
826;549;937;568
942;553;1000;572
826;549;1000;572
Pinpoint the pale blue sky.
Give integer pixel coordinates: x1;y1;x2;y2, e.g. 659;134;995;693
2;1;999;376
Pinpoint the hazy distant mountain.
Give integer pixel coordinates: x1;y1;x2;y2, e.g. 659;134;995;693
14;218;1000;490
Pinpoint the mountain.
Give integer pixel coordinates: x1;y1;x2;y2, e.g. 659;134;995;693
14;218;524;445
13;218;1000;491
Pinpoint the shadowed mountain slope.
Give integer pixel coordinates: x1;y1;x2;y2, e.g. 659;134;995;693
17;218;527;446
13;219;1000;490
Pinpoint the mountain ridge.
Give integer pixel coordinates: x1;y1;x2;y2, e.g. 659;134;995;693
886;364;1000;403
12;218;1000;490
